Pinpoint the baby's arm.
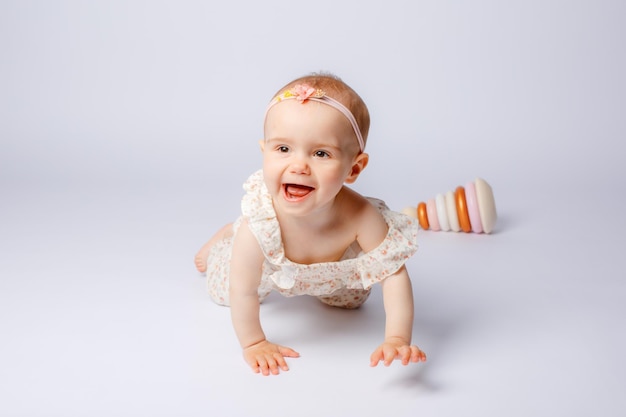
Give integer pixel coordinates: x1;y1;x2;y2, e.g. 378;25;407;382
369;267;426;366
229;219;300;375
355;204;426;367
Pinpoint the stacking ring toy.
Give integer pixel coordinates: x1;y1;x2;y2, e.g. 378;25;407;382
402;178;497;234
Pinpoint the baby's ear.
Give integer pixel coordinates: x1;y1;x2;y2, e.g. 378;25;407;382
344;153;369;184
258;140;265;152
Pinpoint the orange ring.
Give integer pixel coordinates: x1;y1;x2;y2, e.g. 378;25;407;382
417;202;429;230
455;186;472;233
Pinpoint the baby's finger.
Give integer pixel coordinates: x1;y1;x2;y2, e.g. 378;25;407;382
398;345;412;365
383;345;397;366
266;357;280;375
369;348;383;366
244;356;261;374
256;357;271;376
273;353;290;371
410;345;427;362
278;346;300;358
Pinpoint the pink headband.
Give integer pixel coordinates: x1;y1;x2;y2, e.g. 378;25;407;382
265;84;365;152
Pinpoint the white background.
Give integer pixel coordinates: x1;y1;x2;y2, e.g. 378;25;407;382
1;1;625;416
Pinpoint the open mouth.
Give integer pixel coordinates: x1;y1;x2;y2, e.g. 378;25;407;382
283;183;315;201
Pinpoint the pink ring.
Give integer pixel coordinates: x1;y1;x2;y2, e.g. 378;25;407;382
465;181;483;233
426;199;440;231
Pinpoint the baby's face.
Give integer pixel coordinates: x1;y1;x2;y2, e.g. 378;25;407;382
262;100;362;216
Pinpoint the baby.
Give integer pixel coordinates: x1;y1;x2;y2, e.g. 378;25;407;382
195;73;426;376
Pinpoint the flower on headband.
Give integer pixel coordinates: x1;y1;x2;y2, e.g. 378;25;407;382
292;84;318;102
272;84;326;104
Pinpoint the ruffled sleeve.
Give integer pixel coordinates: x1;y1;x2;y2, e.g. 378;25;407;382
240;170;285;262
348;198;419;289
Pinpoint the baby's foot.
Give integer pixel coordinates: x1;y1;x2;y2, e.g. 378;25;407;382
194;224;232;274
194;251;208;273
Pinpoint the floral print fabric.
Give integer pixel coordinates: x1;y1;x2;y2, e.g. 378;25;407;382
205;170;418;307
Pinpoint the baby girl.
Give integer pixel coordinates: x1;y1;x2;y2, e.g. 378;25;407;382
195;73;426;376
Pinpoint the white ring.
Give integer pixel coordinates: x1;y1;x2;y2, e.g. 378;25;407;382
445;190;460;232
475;178;497;234
435;193;450;231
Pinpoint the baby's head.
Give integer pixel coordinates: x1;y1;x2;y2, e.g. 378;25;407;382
264;73;370;154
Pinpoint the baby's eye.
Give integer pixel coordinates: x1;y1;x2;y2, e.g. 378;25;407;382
314;150;330;158
277;146;290;153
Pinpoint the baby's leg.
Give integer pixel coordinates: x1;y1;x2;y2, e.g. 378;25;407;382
317;288;372;309
194;223;233;273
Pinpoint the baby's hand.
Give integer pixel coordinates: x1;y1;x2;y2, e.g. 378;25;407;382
370;336;427;367
243;340;300;376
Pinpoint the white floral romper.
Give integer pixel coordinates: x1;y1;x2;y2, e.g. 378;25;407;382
205;170;419;309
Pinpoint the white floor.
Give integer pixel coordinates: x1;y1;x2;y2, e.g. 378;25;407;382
1;177;624;417
2;1;625;415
